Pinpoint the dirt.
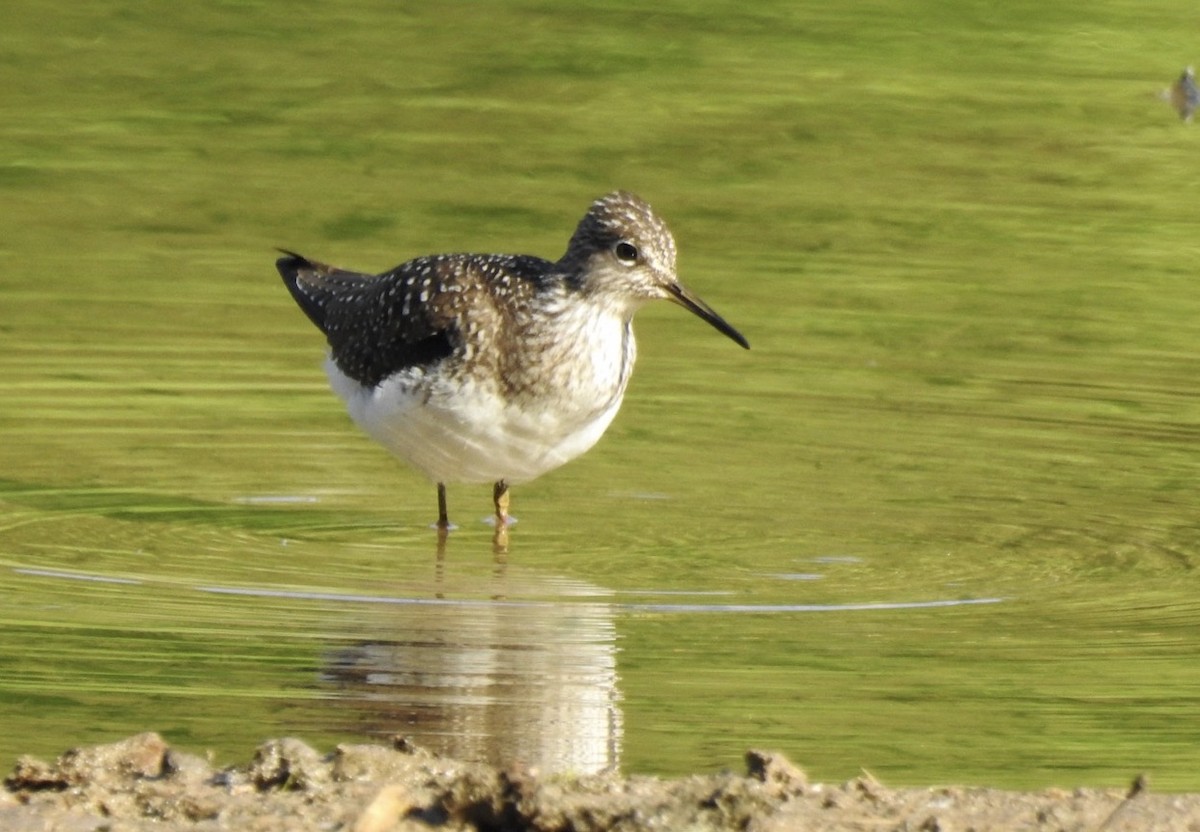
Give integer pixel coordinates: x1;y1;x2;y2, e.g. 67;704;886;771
3;733;1198;831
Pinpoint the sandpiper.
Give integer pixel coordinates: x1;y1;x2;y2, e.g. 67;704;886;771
278;191;749;529
1167;66;1200;121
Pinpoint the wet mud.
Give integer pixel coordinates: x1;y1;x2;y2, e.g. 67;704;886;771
4;733;1196;831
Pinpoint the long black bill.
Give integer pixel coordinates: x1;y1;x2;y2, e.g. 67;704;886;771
666;282;750;350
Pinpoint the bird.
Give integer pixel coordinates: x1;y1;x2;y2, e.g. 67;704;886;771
277;190;749;530
1165;66;1199;121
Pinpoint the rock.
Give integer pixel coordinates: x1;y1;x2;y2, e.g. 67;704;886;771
744;750;807;798
248;738;328;791
353;784;415;832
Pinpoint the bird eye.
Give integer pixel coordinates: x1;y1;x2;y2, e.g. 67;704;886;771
613;241;639;264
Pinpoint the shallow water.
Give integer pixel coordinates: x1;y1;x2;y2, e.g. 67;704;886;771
2;0;1200;791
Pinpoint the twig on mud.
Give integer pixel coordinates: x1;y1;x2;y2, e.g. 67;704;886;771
1096;773;1148;831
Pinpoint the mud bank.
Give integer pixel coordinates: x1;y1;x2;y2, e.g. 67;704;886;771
3;733;1195;831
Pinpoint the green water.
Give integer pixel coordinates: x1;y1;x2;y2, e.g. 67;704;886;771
3;0;1199;790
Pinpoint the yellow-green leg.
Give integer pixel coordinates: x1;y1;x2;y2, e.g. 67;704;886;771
492;479;510;526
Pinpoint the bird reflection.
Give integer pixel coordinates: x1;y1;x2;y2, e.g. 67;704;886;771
1163;66;1200;122
433;520;510;599
321;532;621;774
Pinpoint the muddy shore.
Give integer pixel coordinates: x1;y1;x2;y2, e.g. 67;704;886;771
3;733;1196;831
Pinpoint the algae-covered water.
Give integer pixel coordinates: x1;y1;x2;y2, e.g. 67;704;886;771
2;0;1199;790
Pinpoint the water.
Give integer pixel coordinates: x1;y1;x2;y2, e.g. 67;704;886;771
2;0;1199;791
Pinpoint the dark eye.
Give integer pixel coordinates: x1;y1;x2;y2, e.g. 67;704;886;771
613;241;639;264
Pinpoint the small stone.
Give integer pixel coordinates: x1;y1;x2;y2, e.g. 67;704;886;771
388;736;431;757
53;732;170;787
248;738;327;791
745;750;807;798
108;732;170;779
353;784;414;832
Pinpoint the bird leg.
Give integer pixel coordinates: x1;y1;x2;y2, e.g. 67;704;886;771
492;479;511;527
436;482;450;530
492;521;509;558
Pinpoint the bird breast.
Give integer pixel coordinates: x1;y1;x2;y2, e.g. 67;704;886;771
495;296;637;422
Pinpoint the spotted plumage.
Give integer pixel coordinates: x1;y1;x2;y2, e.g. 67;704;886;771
279;253;554;390
278;191;748;529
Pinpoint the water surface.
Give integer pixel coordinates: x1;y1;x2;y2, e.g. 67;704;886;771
2;0;1199;790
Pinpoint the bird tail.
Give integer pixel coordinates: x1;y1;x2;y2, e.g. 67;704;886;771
276;250;376;334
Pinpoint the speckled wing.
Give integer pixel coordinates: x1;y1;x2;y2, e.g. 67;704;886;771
277;251;457;388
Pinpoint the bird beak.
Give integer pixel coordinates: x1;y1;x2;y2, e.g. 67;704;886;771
665;282;750;350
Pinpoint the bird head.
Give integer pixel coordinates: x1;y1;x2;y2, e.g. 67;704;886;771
560;191;749;349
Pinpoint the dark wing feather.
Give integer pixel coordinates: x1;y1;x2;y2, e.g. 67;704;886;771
276;251;455;388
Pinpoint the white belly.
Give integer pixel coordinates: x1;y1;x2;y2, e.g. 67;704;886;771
324;311;634;484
